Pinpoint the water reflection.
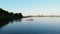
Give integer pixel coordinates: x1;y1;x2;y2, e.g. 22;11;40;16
0;17;60;34
0;18;22;28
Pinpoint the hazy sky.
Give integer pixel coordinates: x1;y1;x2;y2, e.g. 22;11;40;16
0;0;60;15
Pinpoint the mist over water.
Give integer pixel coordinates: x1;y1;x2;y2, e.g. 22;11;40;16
0;17;60;34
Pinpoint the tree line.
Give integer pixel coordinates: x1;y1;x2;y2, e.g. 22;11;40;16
0;8;23;19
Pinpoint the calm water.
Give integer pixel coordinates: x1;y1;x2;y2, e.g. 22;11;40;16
0;17;60;34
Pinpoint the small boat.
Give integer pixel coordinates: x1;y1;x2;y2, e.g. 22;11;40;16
26;18;33;21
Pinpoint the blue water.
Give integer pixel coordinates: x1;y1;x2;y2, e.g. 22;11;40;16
0;17;60;34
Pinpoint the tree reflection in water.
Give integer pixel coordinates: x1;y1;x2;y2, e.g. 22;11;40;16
0;18;22;28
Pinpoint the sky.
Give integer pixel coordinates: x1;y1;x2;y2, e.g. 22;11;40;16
0;0;60;16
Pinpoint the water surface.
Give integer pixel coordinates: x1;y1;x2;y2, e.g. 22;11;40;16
0;17;60;34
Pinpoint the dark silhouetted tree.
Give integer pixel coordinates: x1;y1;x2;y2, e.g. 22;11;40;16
0;8;23;19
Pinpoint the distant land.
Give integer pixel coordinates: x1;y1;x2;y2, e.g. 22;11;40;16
26;15;60;17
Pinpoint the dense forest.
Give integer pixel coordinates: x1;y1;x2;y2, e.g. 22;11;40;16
0;8;23;19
